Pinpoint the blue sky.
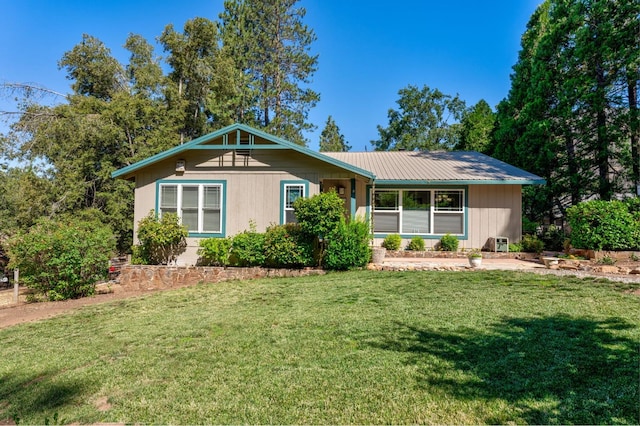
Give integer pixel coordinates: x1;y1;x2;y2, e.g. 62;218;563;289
1;0;541;151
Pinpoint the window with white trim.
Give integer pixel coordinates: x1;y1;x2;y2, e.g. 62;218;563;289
372;189;464;235
284;183;305;223
159;183;223;234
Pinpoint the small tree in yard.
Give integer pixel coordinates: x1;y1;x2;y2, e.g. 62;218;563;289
7;217;115;301
324;217;371;270
293;191;345;264
134;211;188;265
293;191;345;240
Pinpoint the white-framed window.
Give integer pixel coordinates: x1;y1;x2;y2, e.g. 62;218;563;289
372;188;464;235
283;183;305;223
158;182;224;234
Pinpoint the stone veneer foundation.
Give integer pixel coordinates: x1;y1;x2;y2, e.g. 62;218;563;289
118;265;325;290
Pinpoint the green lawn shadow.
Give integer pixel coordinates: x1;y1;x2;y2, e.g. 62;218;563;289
370;315;639;424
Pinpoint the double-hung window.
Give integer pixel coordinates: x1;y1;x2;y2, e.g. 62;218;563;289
433;190;463;234
372;188;464;235
282;181;308;224
158;181;225;235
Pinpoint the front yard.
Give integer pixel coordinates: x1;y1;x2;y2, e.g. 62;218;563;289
0;270;638;424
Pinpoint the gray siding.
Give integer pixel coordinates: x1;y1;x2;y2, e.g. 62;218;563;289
132;149;358;265
370;184;522;251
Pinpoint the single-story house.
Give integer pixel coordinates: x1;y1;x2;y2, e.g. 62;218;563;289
112;123;545;265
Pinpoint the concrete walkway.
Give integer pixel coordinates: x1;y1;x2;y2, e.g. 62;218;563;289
382;256;543;271
380;256;640;285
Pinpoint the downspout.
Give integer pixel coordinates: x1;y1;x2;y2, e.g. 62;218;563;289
370;179;376;243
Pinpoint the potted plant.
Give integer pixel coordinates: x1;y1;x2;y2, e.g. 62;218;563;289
468;250;483;268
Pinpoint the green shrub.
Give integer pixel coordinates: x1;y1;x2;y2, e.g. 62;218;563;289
263;224;313;268
134;211;188;265
522;217;539;234
598;255;617;265
198;238;232;266
7;217;115;301
439;234;459;251
382;234;402;250
229;223;266;266
407;236;425;251
509;242;523;252
293;191;345;239
521;234;544;253
324;218;372;270
130;245;146;265
539;224;566;252
567;200;640;250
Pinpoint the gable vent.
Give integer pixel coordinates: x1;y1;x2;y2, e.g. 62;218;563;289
237;133;253;156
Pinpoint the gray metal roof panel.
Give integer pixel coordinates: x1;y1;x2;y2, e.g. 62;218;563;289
323;151;545;184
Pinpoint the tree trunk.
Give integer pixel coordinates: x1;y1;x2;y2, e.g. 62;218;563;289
564;129;580;205
595;61;611;200
629;77;639;195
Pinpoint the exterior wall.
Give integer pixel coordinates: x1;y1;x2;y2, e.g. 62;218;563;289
132;149;358;265
369;184;523;251
466;184;522;250
129;145;525;263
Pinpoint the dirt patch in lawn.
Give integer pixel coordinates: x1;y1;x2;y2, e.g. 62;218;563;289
0;281;196;330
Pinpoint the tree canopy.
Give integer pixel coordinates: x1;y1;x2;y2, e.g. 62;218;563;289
492;0;640;222
371;85;466;151
0;0;320;252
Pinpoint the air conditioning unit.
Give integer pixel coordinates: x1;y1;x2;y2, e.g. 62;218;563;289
488;237;509;252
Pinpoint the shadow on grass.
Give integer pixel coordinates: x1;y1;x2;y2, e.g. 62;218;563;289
370;315;639;424
0;370;86;423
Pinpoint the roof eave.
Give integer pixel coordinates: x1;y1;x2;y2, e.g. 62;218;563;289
112;123;376;181
374;179;547;185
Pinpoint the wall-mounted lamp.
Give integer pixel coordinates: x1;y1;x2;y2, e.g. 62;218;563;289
175;159;186;172
338;186;345;195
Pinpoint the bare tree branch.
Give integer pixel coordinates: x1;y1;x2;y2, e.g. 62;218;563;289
1;82;66;100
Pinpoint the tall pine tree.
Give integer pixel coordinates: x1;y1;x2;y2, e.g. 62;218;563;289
219;0;319;145
319;116;350;152
493;0;640;222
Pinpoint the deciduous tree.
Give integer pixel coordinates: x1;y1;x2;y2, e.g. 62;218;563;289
372;85;466;151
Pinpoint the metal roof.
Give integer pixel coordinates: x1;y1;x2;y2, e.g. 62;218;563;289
111;123;544;185
323;151;545;185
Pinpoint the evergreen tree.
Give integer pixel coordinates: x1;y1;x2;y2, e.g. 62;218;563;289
160;17;220;141
493;0;640;223
219;0;320;145
456;99;494;152
319;116;350;152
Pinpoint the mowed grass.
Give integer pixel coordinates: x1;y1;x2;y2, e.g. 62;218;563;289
1;270;639;424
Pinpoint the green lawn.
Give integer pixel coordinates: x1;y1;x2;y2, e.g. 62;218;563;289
1;270;638;424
